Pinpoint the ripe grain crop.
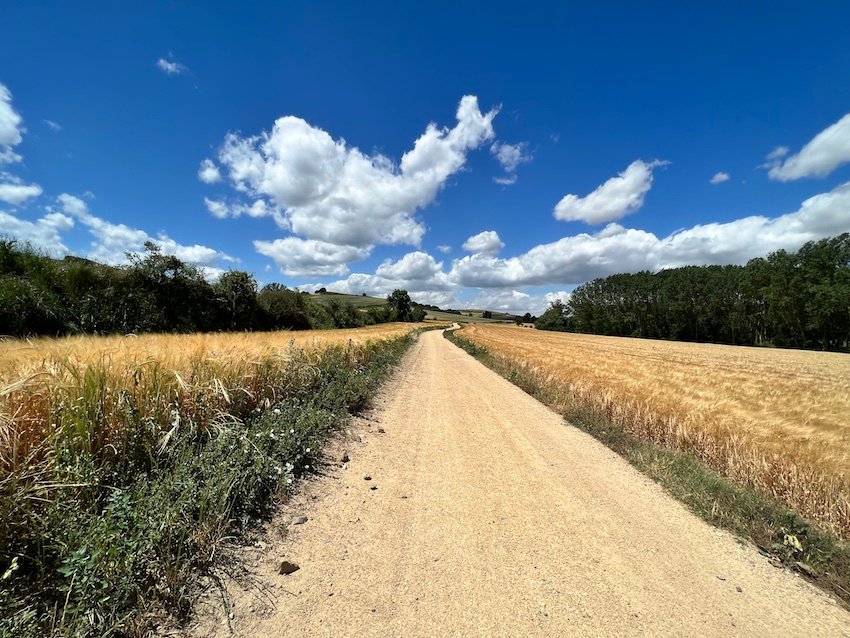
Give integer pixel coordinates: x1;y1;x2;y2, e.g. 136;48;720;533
0;322;435;636
0;322;430;469
456;324;850;538
0;322;425;383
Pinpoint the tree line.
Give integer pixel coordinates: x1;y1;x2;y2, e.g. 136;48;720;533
0;240;424;337
535;234;850;352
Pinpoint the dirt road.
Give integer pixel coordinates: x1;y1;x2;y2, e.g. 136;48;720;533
191;328;850;637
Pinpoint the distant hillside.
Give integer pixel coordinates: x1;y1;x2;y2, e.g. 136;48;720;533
307;291;391;308
308;290;521;324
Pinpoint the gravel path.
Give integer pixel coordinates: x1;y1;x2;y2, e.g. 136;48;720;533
189;328;850;637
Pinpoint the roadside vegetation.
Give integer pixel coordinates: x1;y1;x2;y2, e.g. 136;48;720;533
0;324;433;636
536;234;850;352
445;326;850;606
0;240;425;337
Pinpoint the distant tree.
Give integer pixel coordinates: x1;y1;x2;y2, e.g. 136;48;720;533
535;300;571;332
2;233;847;349
125;242;217;333
257;283;312;330
387;289;413;321
482;310;492;319
317;287;327;294
366;304;393;324
216;270;258;330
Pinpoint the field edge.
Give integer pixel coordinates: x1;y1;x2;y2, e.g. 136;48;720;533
443;329;850;609
0;326;441;637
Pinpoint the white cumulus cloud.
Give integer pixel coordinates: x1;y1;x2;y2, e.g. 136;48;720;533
315;251;456;306
55;193;232;267
0;173;42;205
198;158;222;183
545;291;571;306
0;210;73;254
554;159;668;225
254;237;370;277
462;230;505;255
491;141;531;184
205;95;497;276
469;289;533;314
204;197;230;219
766;112;850;181
710;171;730;184
0;83;24;164
452;180;850;288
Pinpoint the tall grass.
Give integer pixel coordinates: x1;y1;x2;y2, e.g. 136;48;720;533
0;324;428;637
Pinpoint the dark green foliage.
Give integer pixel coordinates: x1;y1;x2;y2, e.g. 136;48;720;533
534;300;570;332
257;283;313;330
536;234;850;352
383;289;426;322
0;240;388;337
386;289;412;321
312;299;367;329
215;270;259;330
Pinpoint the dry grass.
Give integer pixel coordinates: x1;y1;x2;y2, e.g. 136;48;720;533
0;323;430;474
0;323;426;383
457;324;850;538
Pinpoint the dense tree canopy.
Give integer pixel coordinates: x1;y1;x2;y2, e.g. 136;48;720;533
0;241;423;337
535;234;850;352
387;289;426;322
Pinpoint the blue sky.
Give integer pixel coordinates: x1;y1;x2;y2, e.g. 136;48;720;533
2;2;850;314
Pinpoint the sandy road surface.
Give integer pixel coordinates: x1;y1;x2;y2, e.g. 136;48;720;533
190;329;850;637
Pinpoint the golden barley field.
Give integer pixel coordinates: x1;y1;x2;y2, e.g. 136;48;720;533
0;323;431;476
0;322;428;384
457;324;850;538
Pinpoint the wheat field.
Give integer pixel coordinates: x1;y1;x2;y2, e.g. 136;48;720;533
0;322;427;384
457;324;850;538
0;323;431;475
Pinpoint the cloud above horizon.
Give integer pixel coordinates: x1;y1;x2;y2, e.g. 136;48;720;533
766;112;850;181
462;230;504;255
308;178;850;311
491;141;532;184
452;180;850;288
0;173;42;205
0;83;25;164
200;95;498;276
553;159;668;224
55;194;234;274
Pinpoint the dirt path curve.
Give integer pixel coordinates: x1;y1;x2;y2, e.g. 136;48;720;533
191;328;850;637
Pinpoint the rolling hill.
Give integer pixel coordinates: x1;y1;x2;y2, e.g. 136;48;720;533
307;291;521;323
